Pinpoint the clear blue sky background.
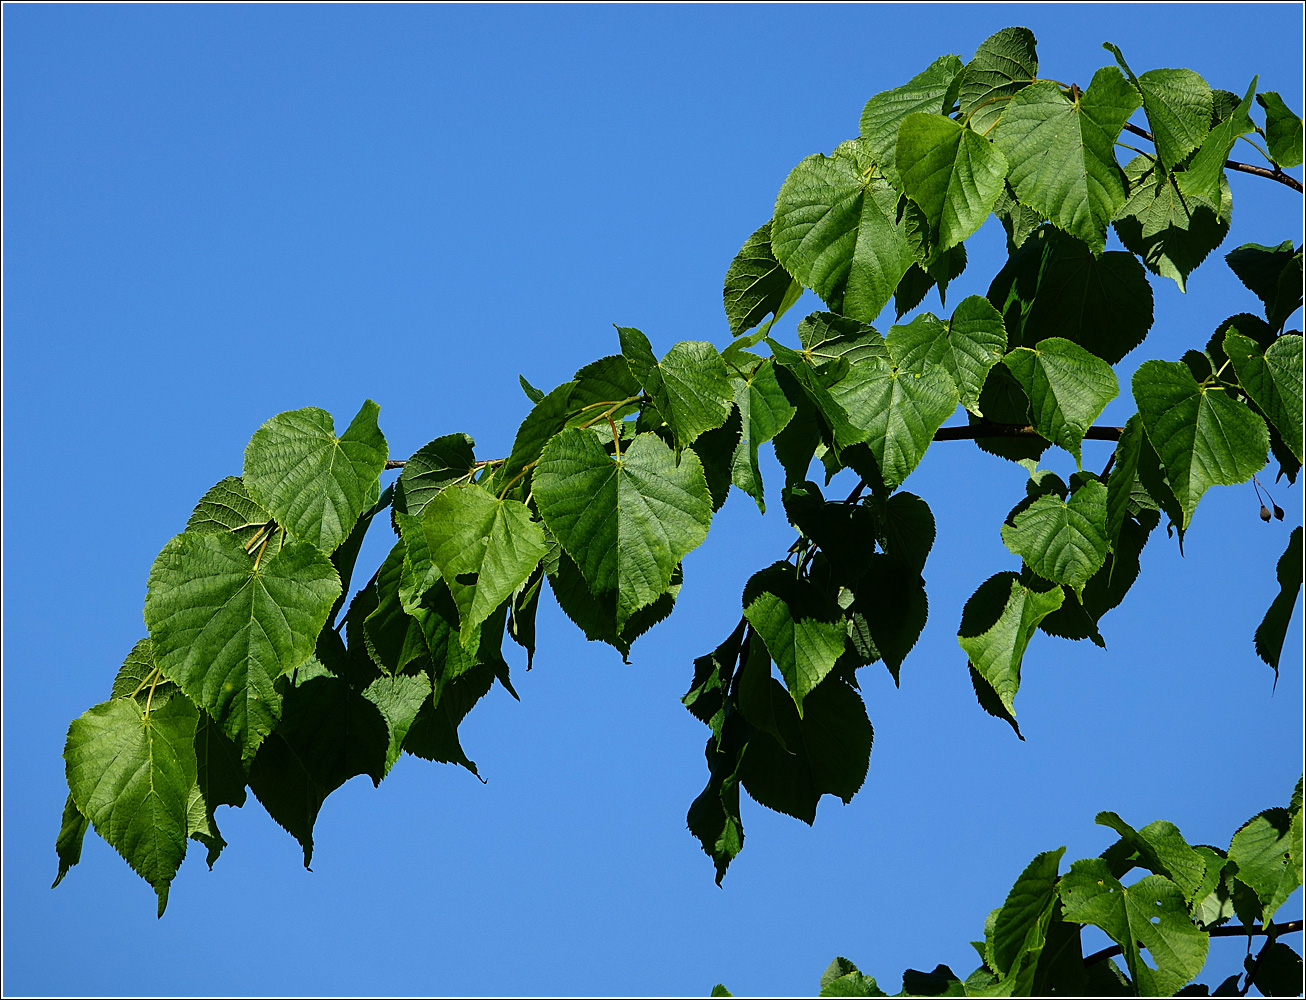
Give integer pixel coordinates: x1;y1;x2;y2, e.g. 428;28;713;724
4;4;1303;996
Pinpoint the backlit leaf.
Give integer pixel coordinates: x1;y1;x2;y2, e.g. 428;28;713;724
958;572;1064;718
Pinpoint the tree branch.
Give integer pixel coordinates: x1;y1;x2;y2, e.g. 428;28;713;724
1122;122;1304;193
1082;919;1303;968
933;421;1124;442
383;422;1125;470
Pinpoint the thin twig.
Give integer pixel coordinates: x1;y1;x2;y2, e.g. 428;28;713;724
1122;122;1304;193
1083;919;1303;968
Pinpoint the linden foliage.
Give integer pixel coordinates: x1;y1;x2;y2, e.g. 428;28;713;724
56;26;1303;996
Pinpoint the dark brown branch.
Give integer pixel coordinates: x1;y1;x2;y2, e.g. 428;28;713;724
384;459;406;470
1122;122;1304;193
933;421;1124;442
1083;919;1303;968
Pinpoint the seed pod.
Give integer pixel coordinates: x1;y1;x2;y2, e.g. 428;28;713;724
1260;505;1272;522
1273;504;1285;521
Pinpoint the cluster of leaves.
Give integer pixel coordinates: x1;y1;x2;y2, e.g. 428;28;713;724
54;30;1302;983
712;778;1304;997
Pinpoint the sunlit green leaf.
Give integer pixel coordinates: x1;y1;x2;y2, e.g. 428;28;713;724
1132;360;1269;527
959;572;1064;718
65;695;199;916
1001;480;1109;599
994;68;1140;253
535;428;711;627
860;54;964;188
724;221;804;336
1257;92;1304;168
420;483;547;645
1059;859;1208;996
1004;338;1118;465
243;401;387;554
958;27;1038;135
742;563;847;716
772;142;915;323
897;112;1008;252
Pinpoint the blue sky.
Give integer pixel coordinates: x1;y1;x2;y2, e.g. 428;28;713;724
3;4;1302;996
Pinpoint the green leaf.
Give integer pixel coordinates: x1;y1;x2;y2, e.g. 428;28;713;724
243;401;388;554
1225;241;1303;334
771;143;915;323
896;112;1008;252
403;660;494;775
1256;527;1303;678
729;359;796;512
683;620;746;743
501;380;578;491
993;68;1140;253
738;676;872;821
781;480;879;585
988;226;1154;365
742;563;847;716
547;546;681;661
518;374;545;404
64;695;199;916
1257;92;1304;168
958;572;1064;718
617;325;658;385
535;428;712;627
1105;45;1213;171
1096;812;1207;900
824;349;960;488
392;433;476;519
687;713;747;885
52;793;90;889
1132;360;1270;528
1225;331;1303;463
819;956;887;997
1250;942;1304;997
797;311;889;366
144;531;341;759
992;184;1044;251
363;541;431;675
958;26;1038;135
1229;807;1301;926
189;712;246;867
859;53;964;188
247;656;390;867
1059;859;1209;996
1179;77;1256;217
420;483;548;645
185;476;276;549
723;221;804;336
1104;417;1146;547
1004;338;1118;465
991;847;1065;977
1112;153;1229;292
641;341;734;449
362;671;432;778
1001;480;1109;599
